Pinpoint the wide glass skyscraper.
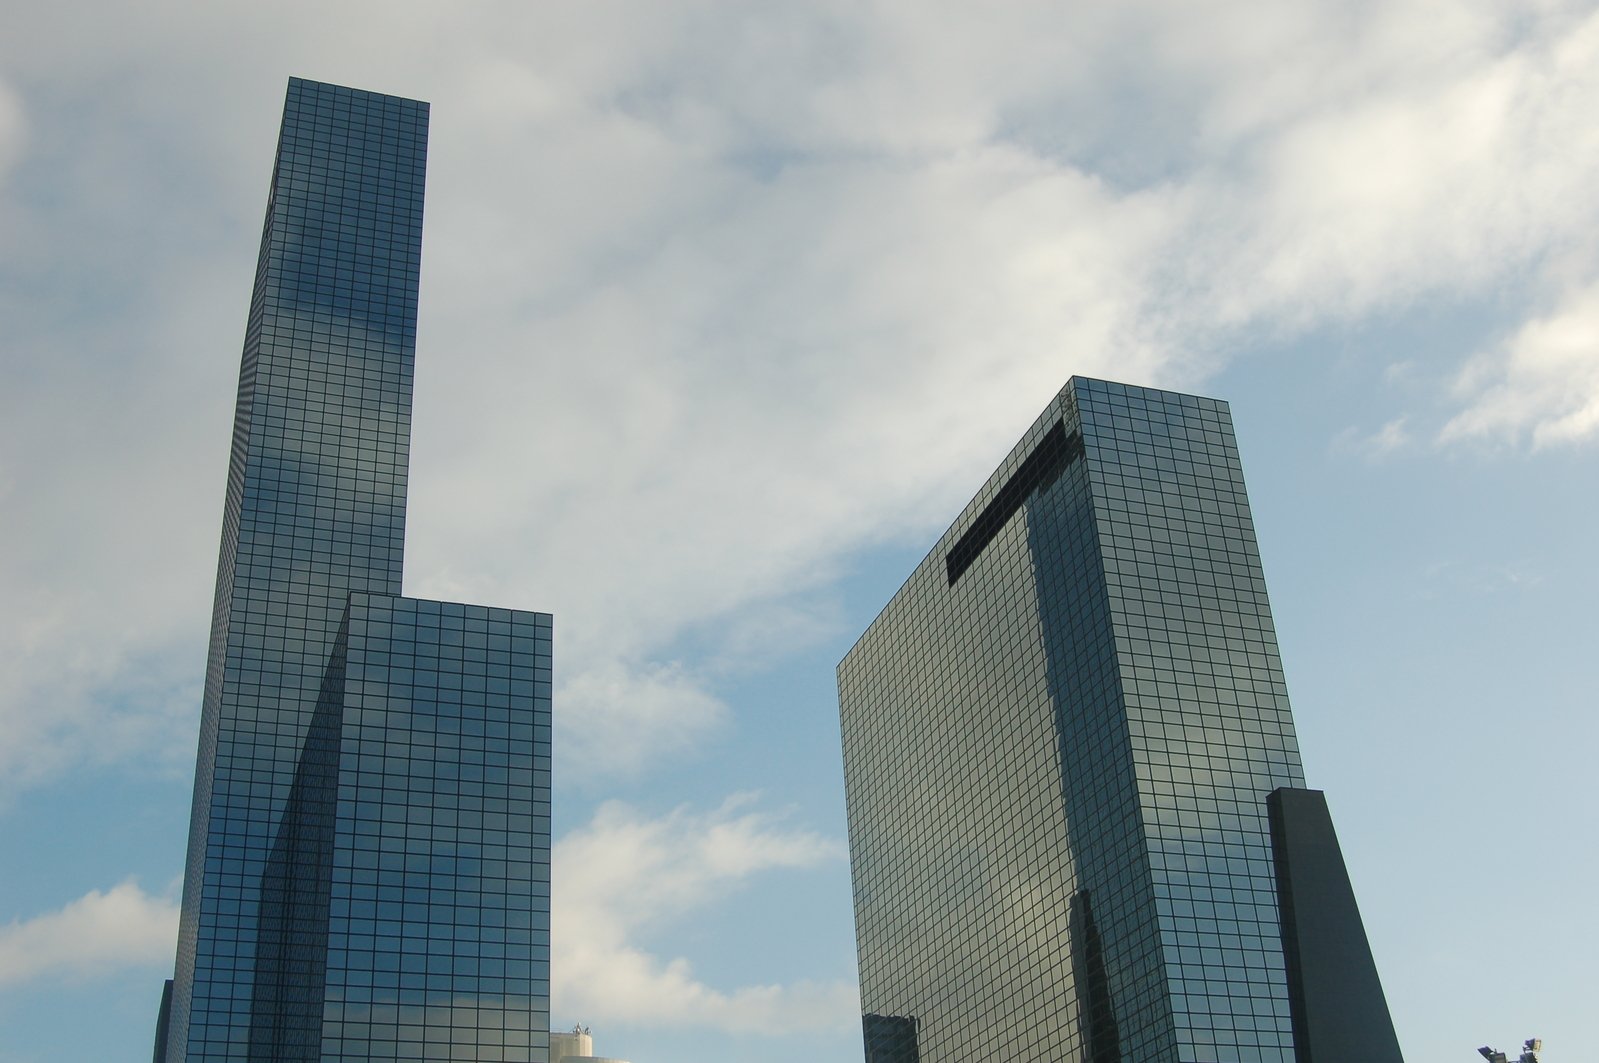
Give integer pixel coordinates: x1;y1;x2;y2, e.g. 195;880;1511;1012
159;79;551;1063
838;377;1401;1062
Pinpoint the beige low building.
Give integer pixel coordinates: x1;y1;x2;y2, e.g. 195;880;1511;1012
550;1024;631;1063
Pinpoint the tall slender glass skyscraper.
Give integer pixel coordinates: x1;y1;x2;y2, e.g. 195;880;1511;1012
158;79;552;1063
838;377;1402;1062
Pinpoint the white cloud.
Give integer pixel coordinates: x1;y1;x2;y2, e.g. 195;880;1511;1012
556;660;728;779
403;0;1599;778
1168;2;1599;333
0;348;213;799
0;881;178;987
1442;280;1599;446
3;0;1599;792
552;796;854;1034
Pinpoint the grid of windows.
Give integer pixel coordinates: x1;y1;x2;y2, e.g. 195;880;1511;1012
1080;380;1302;1061
839;377;1304;1062
251;597;553;1062
167;79;551;1063
171;79;428;1062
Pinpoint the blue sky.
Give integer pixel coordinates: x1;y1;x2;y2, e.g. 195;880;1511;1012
1;2;1596;1061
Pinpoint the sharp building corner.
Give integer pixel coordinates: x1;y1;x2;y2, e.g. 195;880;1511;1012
838;376;1403;1062
157;78;553;1063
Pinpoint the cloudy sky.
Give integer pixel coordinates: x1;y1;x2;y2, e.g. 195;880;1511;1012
2;1;1597;1060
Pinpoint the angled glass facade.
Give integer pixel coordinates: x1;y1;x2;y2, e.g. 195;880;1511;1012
839;377;1396;1062
163;79;551;1063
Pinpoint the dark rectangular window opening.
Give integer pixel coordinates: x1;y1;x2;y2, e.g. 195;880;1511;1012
946;422;1082;585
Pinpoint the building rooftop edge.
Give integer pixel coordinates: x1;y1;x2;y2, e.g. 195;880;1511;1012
836;374;1227;670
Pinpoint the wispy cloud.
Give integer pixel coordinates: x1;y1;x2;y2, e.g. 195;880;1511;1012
3;0;1598;791
552;796;854;1034
1335;416;1413;459
1418;557;1547;599
1443;280;1599;447
0;880;178;987
556;660;728;779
